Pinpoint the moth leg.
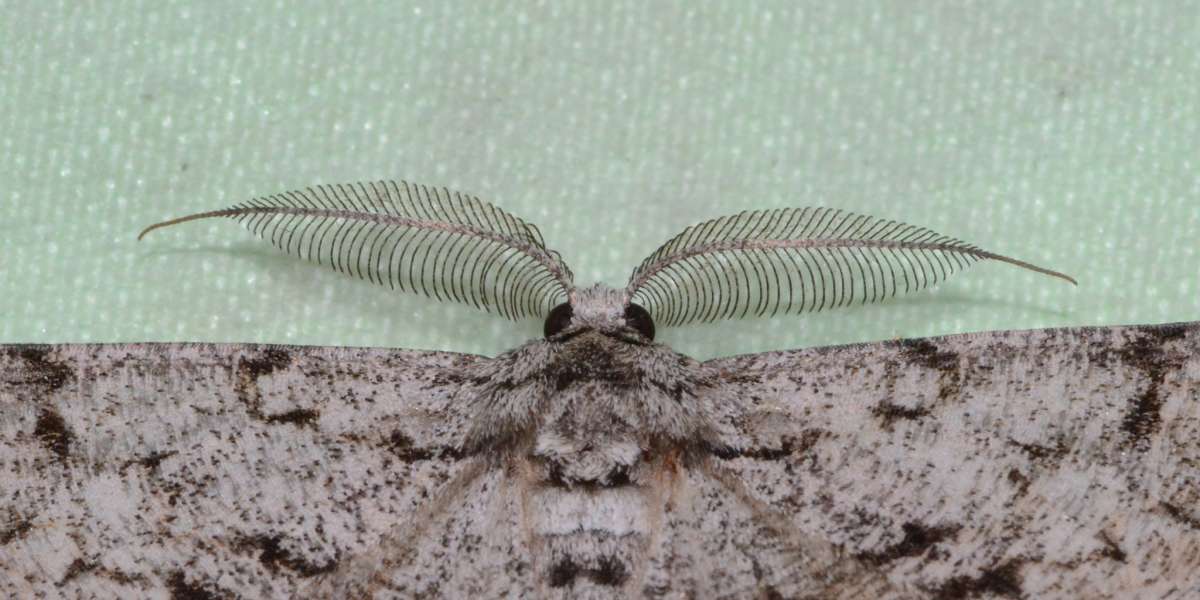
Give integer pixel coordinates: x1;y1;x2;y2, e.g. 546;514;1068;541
306;457;490;599
640;451;709;597
614;450;684;598
511;452;556;599
697;457;895;599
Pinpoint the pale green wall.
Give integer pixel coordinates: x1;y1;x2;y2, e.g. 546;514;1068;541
2;2;1197;360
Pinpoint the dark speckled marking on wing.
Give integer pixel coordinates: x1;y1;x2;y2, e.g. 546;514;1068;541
232;347;323;427
1115;323;1188;449
1;346;75;395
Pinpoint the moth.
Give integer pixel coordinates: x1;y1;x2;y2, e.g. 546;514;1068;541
2;181;1197;599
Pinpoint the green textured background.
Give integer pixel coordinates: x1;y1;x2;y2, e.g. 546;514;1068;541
1;2;1197;360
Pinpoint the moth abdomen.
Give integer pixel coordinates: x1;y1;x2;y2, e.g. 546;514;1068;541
546;554;631;588
543;460;634;490
529;487;662;595
524;429;685;595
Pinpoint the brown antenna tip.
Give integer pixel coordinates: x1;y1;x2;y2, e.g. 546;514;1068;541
136;209;240;241
975;250;1077;286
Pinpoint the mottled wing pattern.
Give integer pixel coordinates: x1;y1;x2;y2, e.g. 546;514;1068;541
702;322;1200;599
0;343;482;599
5;323;1198;599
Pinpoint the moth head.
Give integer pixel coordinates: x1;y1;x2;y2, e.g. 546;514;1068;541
543;284;655;341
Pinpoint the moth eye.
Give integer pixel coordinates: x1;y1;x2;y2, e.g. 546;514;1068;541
543;303;574;338
623;303;655;341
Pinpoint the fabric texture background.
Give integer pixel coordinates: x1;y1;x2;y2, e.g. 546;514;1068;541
1;2;1196;359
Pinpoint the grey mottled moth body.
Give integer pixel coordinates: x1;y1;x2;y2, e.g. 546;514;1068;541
3;181;1197;599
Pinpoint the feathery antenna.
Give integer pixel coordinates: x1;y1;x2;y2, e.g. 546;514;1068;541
626;207;1075;328
139;181;574;320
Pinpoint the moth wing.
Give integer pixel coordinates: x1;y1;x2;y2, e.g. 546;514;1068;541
698;322;1200;598
0;343;486;599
